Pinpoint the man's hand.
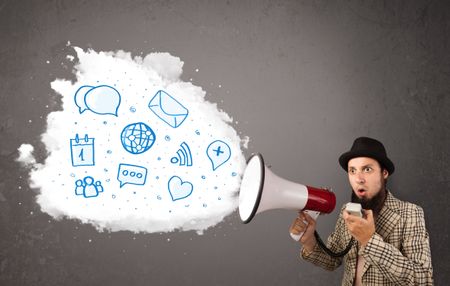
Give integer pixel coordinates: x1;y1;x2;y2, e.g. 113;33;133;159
290;211;317;252
343;209;375;247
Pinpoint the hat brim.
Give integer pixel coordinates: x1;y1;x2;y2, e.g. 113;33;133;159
339;150;395;175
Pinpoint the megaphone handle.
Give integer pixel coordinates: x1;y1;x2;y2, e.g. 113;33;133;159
290;210;321;241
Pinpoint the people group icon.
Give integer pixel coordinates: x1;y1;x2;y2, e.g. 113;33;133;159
75;176;104;198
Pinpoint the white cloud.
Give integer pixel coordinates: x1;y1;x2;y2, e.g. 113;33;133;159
17;144;37;166
18;47;246;234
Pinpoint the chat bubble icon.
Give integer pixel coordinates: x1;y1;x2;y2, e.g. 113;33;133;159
117;163;148;188
85;85;121;116
207;140;231;171
74;85;94;114
74;84;121;116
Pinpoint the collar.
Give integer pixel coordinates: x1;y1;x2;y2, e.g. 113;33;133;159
375;190;401;239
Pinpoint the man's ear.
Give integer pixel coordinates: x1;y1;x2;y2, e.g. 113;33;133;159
382;169;389;179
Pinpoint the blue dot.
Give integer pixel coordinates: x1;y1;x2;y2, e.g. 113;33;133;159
201;175;206;179
232;172;237;177
130;106;136;113
165;136;171;141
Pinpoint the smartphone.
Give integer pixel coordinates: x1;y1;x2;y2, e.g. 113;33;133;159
345;202;362;217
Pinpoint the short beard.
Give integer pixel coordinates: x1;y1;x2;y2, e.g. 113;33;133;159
351;188;387;217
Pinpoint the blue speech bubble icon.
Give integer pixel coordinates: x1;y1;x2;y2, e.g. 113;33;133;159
74;85;121;116
74;85;94;114
84;85;121;116
206;140;231;171
117;163;148;188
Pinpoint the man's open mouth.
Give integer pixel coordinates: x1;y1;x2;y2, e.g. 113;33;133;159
357;188;367;196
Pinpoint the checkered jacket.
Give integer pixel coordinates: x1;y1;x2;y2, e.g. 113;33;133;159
301;191;433;285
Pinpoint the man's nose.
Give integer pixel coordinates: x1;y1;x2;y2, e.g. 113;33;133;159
356;173;365;184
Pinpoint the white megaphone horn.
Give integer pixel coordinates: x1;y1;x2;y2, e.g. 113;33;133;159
238;153;336;241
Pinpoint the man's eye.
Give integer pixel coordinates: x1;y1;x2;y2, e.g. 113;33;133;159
364;167;372;172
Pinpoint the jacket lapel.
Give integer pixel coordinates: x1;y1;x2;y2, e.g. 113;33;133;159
342;212;358;279
375;191;401;240
361;191;401;277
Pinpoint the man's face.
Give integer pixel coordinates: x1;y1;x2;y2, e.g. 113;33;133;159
347;157;388;203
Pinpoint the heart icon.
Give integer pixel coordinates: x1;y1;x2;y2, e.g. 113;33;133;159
168;176;193;201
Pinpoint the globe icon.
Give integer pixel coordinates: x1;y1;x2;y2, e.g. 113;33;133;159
120;122;156;154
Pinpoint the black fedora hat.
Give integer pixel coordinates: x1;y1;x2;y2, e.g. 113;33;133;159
339;137;395;174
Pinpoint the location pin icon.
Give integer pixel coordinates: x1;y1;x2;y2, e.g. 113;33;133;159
206;140;231;171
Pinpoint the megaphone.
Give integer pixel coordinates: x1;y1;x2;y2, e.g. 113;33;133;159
238;153;336;240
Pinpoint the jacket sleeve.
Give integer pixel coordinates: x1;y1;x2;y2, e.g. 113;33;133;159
301;209;347;271
361;205;433;285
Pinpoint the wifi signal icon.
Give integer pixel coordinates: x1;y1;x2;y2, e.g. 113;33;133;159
171;142;193;167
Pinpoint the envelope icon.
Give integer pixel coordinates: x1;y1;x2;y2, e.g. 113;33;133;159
148;90;189;128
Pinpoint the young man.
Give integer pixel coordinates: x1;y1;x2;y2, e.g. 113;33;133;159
290;137;433;285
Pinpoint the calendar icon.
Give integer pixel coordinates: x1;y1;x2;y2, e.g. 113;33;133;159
70;134;95;167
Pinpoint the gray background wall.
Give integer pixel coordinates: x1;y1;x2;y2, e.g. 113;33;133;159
1;0;449;285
